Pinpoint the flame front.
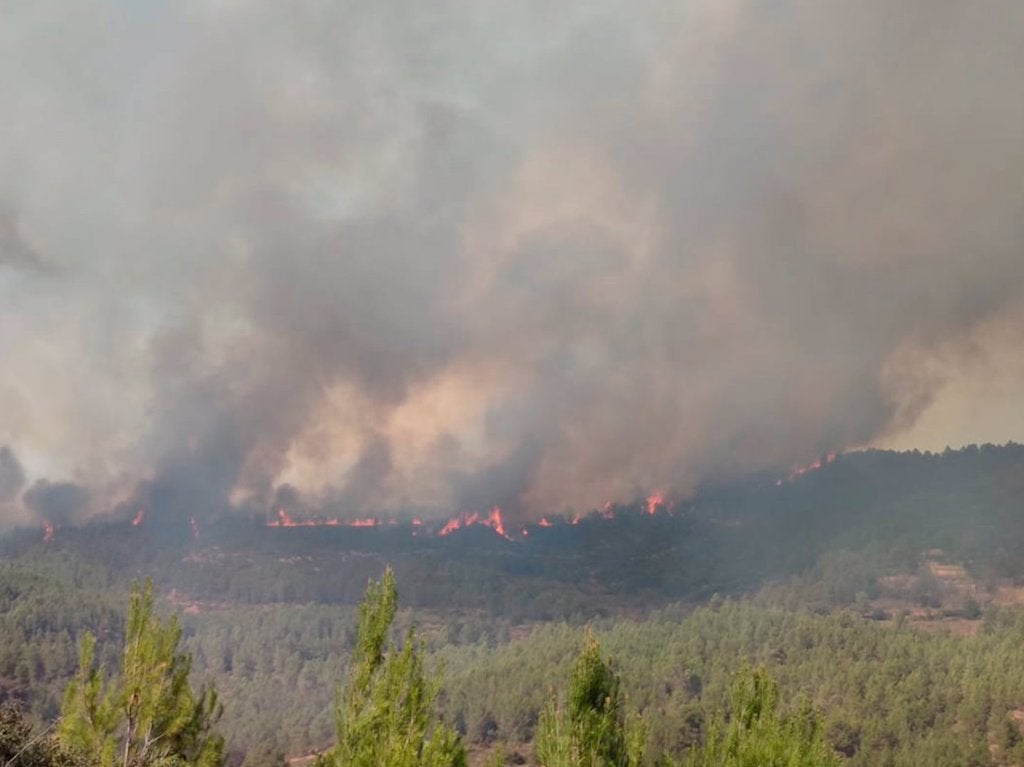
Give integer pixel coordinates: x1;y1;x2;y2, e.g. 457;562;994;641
131;508;145;527
787;451;838;482
437;507;511;540
261;496;680;539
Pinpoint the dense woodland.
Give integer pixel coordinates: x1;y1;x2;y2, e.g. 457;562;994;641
6;445;1024;765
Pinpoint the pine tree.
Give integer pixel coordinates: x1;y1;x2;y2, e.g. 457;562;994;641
317;567;465;767
0;702;85;767
536;631;645;767
59;579;225;767
681;667;839;767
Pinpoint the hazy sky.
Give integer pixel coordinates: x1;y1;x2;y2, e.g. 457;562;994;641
2;1;1024;524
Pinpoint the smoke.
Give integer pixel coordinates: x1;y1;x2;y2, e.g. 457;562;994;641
0;447;25;504
23;479;89;526
3;1;1024;522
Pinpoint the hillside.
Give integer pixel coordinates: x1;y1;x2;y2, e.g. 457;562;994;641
6;444;1024;765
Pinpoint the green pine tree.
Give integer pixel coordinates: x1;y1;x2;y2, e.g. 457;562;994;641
536;630;645;767
59;579;225;767
0;702;85;767
681;667;839;767
317;566;466;767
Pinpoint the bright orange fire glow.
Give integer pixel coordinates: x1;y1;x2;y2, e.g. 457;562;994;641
437;507;511;540
131;508;145;527
43;521;54;543
262;498;689;539
787;451;838;482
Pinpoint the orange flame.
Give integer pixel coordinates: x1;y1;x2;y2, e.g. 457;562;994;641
131;508;145;527
538;517;552;527
787;451;838;482
267;508;295;527
43;521;54;543
439;512;477;536
645;492;665;516
437;507;511;540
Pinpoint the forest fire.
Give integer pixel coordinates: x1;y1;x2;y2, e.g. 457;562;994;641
262;493;679;540
42;521;54;543
267;509;409;530
645;492;665;515
131;508;145;527
437;507;511;540
784;451;838;483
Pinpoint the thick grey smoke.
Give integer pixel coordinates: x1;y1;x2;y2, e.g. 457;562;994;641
0;447;25;504
3;1;1024;522
23;479;89;526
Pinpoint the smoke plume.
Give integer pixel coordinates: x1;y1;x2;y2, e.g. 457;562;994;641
3;1;1024;522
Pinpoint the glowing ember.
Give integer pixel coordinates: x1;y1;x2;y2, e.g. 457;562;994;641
43;520;54;543
645;492;665;516
131;508;145;527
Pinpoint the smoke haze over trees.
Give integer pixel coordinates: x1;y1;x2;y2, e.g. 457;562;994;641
4;2;1024;524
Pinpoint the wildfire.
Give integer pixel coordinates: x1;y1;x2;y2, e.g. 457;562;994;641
786;451;838;482
645;492;665;516
43;520;54;543
266;510;415;530
131;508;145;527
263;496;679;540
437;507;511;540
